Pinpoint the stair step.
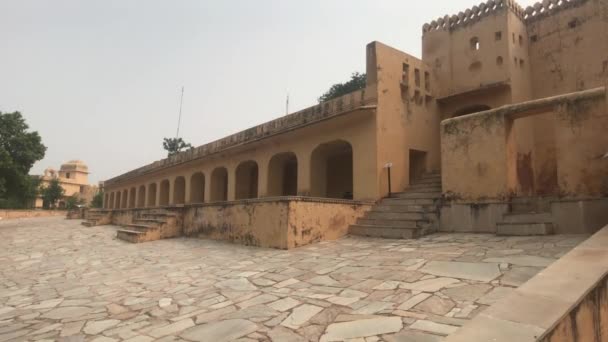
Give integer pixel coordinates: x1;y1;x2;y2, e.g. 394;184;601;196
502;212;552;224
496;222;554;236
349;225;421;239
392;192;442;199
81;221;95;227
357;218;430;228
117;229;145;243
382;198;437;206
373;205;435;213
404;186;442;193
134;219;165;225
366;212;425;221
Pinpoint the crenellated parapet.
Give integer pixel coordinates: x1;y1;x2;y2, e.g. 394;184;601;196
422;0;525;35
422;0;588;34
523;0;588;22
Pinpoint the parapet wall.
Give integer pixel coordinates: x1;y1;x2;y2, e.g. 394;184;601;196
183;197;372;249
0;210;67;220
445;225;608;342
422;0;588;34
105;87;377;187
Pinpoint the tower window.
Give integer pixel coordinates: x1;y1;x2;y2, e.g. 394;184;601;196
470;37;480;50
66;172;71;179
414;69;421;87
495;31;502;41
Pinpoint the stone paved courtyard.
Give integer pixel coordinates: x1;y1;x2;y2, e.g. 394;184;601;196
0;217;588;342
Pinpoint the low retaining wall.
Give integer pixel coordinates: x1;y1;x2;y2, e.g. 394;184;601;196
445;225;608;341
440;197;608;234
183;197;372;249
0;210;67;220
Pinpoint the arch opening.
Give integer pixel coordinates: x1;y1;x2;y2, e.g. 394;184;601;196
159;180;170;206
210;167;228;202
268;153;298;196
147;183;157;207
173;177;186;205
190;172;205;203
109;192;115;209
137;186;146;207
235;161;259;200
115;191;121;209
129;187;136;208
310;140;354;199
453;105;492;118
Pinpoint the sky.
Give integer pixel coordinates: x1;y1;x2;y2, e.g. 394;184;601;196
0;0;538;184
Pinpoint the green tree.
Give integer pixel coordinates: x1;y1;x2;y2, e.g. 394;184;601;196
91;191;104;208
65;194;85;210
163;137;192;157
0;111;47;208
318;72;367;103
41;179;64;209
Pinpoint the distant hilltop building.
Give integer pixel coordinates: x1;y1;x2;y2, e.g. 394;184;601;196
35;160;98;208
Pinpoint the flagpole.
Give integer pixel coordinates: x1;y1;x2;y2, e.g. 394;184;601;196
176;86;185;138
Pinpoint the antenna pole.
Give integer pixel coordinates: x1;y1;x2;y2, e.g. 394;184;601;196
176;86;184;138
286;91;289;115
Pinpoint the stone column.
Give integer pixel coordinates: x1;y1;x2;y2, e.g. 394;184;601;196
227;165;236;201
184;174;192;204
257;157;270;197
168;177;175;205
296;149;311;197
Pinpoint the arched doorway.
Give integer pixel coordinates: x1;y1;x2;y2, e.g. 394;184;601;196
268;153;298;196
235;161;259;200
210;167;228;201
310;140;354;199
115;192;121;209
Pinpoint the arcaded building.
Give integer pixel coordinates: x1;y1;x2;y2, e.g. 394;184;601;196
99;0;608;248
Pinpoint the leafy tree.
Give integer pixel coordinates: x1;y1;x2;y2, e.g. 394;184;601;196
41;179;64;209
163;137;192;157
91;191;104;208
0;111;46;208
65;194;85;210
318;72;367;103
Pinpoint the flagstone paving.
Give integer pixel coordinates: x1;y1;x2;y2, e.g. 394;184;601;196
0;217;588;341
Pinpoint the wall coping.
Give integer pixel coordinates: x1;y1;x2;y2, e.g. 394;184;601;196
105;197;374;212
105;88;377;187
444;225;608;341
441;86;606;127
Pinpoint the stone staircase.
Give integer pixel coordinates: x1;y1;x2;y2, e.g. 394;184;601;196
497;197;554;236
82;209;111;227
349;171;442;239
116;210;181;243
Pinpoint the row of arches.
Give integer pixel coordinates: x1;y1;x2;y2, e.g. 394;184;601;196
104;140;354;209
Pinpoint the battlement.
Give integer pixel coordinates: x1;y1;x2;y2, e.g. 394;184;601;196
422;0;524;34
422;0;588;34
523;0;589;22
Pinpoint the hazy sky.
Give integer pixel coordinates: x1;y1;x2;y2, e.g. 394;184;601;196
0;0;538;183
